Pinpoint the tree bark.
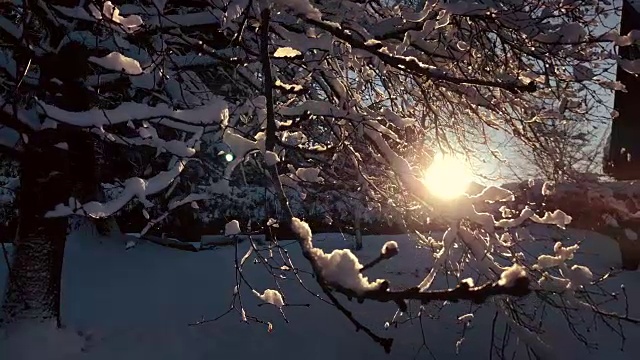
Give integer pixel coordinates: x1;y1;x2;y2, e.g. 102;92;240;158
1;138;70;326
1;0;102;328
617;233;640;270
354;212;363;251
1;221;67;326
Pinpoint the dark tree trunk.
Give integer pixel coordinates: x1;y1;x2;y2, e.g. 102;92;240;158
1;0;100;327
354;213;363;251
617;234;640;270
604;0;640;180
1;221;67;326
1;135;70;326
67;130;116;236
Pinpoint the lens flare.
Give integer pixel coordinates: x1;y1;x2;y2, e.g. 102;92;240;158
423;153;472;199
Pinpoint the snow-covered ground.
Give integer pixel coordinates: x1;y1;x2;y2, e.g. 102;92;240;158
1;227;638;360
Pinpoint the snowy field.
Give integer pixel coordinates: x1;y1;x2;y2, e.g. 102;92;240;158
1;227;639;360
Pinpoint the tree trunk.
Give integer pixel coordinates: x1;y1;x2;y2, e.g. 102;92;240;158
354;212;363;251
1;136;70;327
1;221;67;326
1;0;97;328
604;225;640;271
618;235;640;270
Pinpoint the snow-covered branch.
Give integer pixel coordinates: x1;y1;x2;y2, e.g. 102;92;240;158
45;159;189;218
37;100;228;133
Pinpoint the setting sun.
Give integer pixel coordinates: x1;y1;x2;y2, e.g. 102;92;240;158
423;153;473;199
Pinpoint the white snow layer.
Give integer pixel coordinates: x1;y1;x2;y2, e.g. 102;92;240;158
382;108;414;128
567;265;593;287
495;208;535;228
472;186;515;202
295;167;321;182
533;242;579;270
291;217;313;242
530;210;572;229
225;220;241;236
290;217;383;294
461;278;475;287
102;1;143;32
498;264;527;288
381;241;398;256
264;151;280;165
45;160;188;218
89;52;143;75
534;255;565;270
310;248;385;295
254;289;285;308
38;99;228;132
273;47;302;58
275;80;303;92
273;0;322;21
457;313;474;324
533;242;593;289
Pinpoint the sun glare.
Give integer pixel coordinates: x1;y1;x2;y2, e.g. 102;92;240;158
423;153;472;199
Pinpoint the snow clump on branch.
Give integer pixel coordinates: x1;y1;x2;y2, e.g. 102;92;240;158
254;289;285;308
225;220;241;236
291;217;385;294
498;264;527;288
381;241;399;258
310;248;386;295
